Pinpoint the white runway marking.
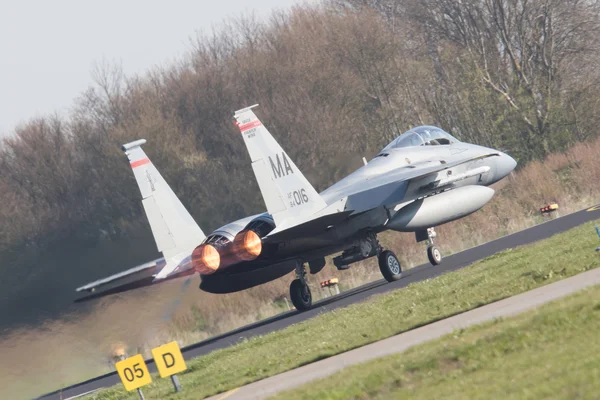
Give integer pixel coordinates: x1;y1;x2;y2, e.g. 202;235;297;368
63;387;104;399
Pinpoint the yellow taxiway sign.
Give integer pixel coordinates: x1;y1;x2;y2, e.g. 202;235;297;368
115;354;152;391
151;341;187;378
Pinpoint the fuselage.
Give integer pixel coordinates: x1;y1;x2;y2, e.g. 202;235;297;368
199;127;516;293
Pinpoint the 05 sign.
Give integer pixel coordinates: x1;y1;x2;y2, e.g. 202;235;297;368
123;363;144;382
115;354;152;391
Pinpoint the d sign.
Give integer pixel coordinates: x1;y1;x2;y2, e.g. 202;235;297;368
151;341;187;378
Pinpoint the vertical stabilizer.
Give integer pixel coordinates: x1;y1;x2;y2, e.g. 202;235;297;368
234;106;327;227
122;140;205;278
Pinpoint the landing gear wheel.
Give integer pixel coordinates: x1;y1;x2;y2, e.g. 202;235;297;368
378;250;402;282
427;245;442;265
290;279;312;311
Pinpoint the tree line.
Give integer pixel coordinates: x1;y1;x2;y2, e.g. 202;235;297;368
1;1;599;322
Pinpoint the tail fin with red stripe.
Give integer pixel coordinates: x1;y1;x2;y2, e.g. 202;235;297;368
122;139;205;277
233;105;327;229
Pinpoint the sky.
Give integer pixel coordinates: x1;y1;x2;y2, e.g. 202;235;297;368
0;0;304;136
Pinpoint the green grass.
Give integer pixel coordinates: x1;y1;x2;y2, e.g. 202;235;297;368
273;282;600;400
87;219;600;400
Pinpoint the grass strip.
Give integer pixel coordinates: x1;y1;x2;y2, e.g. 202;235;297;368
273;282;600;399
89;219;600;399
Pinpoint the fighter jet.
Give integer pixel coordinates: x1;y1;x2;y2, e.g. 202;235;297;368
76;105;516;310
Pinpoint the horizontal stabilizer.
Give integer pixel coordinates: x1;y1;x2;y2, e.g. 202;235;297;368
74;268;195;303
76;258;164;292
75;254;195;301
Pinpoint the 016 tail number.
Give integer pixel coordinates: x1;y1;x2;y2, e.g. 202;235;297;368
288;189;309;207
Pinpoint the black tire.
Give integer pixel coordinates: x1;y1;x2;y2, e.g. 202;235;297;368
427;245;442;265
378;250;402;282
290;279;312;311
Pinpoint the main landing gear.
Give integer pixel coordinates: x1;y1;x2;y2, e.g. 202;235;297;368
290;262;312;311
426;227;442;266
290;232;404;311
378;250;402;282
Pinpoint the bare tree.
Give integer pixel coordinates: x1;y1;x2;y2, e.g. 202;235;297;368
416;0;600;157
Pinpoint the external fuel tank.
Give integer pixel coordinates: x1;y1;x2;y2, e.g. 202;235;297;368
386;186;495;231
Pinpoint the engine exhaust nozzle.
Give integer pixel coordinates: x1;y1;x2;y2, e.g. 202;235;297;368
233;230;262;261
192;244;220;275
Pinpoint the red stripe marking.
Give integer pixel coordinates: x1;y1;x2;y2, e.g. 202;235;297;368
130;158;150;168
239;120;262;133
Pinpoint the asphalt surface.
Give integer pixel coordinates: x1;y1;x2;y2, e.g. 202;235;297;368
38;204;600;400
207;264;600;400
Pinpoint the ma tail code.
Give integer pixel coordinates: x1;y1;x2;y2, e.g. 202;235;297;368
269;153;293;179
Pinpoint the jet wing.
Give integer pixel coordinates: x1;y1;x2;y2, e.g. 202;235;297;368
376;153;500;190
264;210;355;242
324;153;500;210
380;153;499;187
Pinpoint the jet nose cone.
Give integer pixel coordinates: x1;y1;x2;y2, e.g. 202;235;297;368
497;152;517;179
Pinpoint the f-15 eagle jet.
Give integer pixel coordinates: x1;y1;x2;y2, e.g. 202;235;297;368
76;105;516;310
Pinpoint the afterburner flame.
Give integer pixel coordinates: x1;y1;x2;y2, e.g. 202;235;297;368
233;230;262;261
192;244;220;275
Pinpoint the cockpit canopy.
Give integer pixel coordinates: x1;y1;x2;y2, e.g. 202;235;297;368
383;126;458;150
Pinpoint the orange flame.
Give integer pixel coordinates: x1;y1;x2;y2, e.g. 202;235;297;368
192;244;220;275
233;230;262;261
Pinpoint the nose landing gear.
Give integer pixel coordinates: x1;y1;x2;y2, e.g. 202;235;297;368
426;227;442;265
427;245;442;265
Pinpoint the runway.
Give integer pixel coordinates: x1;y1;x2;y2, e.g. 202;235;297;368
207;265;600;399
38;205;600;400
